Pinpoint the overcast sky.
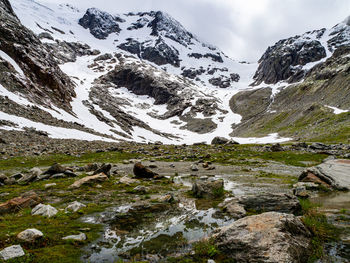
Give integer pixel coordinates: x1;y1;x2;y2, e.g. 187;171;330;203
40;0;350;61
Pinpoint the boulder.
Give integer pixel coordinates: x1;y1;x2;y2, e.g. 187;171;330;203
119;176;137;185
31;204;58;218
68;173;108;189
238;193;301;215
212;212;312;263
191;178;224;198
0;245;25;261
219;199;247;219
133;163;158;179
44;183;57;189
0;191;41;215
65;201;86;213
43;163;67;176
191;164;199;171
270;143;284;152
211;136;229;145
62;232;86;241
17;228;43;242
0;174;8;185
298;159;350;190
82;163;99;172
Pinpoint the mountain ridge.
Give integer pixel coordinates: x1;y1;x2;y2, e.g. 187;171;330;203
0;0;349;144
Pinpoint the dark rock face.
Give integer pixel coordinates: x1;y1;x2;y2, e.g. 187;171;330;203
99;63;181;105
118;38;180;67
0;0;75;110
188;52;224;63
229;88;272;121
133;163;158;179
253;31;327;85
44;41;100;64
79;8;124;39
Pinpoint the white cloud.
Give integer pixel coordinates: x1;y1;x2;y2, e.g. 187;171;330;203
38;0;350;61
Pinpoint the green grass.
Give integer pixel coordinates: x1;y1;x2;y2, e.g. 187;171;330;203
299;199;340;262
0;207;102;263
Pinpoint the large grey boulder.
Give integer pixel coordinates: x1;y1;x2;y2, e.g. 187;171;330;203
238;193;301;215
0;245;25;260
212;212;312;263
299;159;350;190
191;178;224;198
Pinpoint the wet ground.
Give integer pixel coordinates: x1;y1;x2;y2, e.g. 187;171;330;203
79;161;350;262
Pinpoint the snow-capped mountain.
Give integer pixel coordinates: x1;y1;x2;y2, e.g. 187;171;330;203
0;0;349;144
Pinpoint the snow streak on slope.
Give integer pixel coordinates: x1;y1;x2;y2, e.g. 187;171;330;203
2;0;293;144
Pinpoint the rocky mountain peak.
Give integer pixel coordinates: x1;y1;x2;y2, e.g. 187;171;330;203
78;7;125;39
148;10;195;46
343;16;350;26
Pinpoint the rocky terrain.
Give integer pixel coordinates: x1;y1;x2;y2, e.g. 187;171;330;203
0;141;349;262
0;0;350;262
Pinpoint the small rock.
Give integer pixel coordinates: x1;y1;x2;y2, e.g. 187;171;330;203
0;191;41;215
119;176;137;185
45;183;57;189
191;164;199;171
62;233;86;241
93;163;112;177
0;245;25;261
43;163;66;176
202;162;209;168
17;228;43;242
149;164;158;169
68;173;108;189
30;167;43;177
270;143;284;152
65;201;86;213
133;163;158;179
122;160;129;164
211;136;229;145
31;204;58;218
133;185;147;194
82;163;99;172
157;194;175;203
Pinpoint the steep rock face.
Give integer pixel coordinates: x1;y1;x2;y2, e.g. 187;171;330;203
148;11;194;46
253;30;327;85
0;0;75;110
118;38;180;67
78;8;124;39
328;18;350;51
44;41;100;64
99;64;181;105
